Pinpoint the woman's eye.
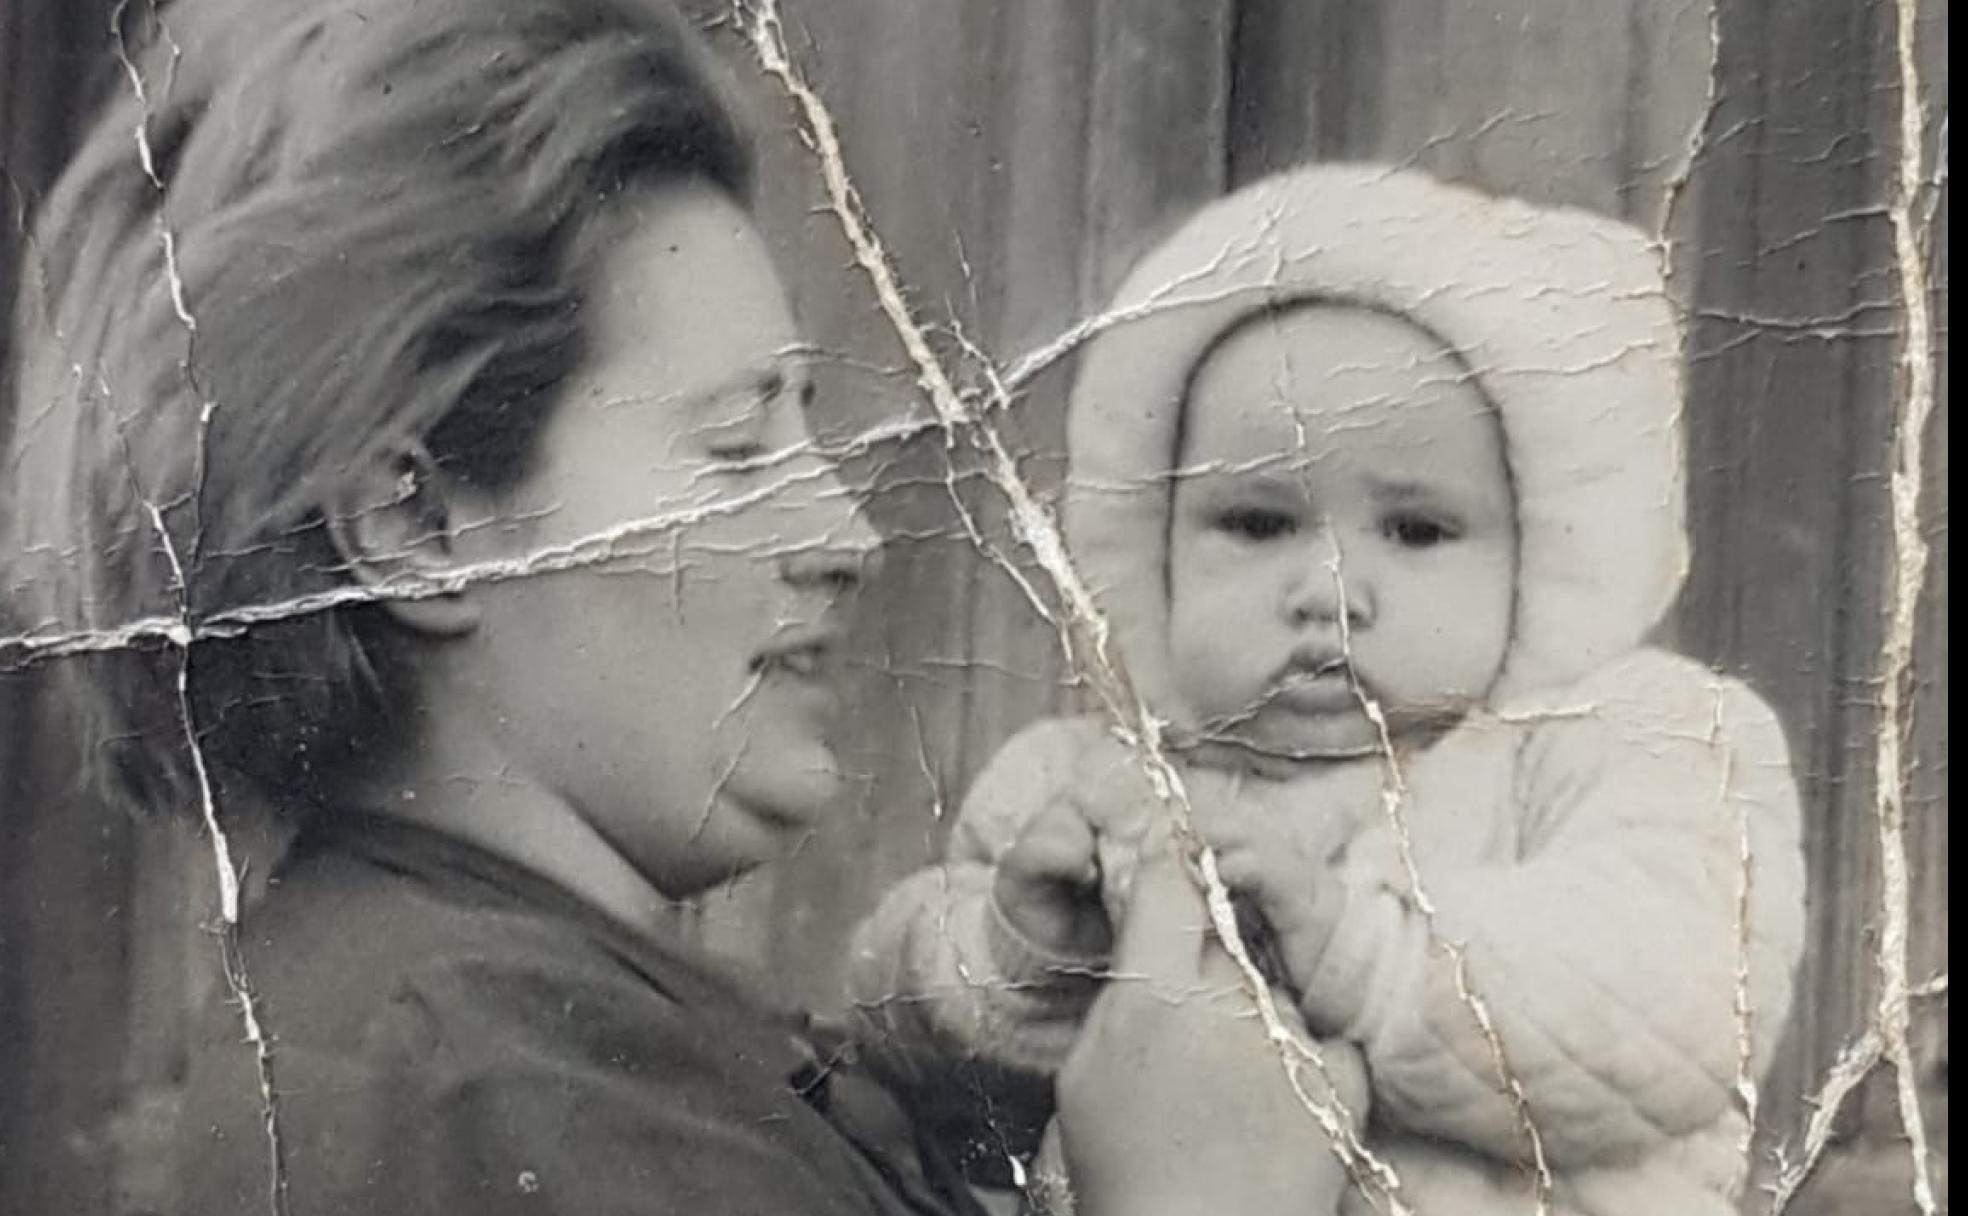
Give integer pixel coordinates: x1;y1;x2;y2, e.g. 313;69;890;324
708;441;768;465
1217;508;1297;542
1385;512;1458;548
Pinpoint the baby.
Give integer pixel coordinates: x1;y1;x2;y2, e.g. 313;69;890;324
849;165;1807;1216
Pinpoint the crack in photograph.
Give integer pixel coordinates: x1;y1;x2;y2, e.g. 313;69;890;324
0;1;1947;1214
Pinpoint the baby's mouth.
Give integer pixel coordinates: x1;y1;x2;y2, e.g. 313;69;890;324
1269;665;1358;715
1280;654;1351;684
1180;657;1373;760
1262;649;1358;709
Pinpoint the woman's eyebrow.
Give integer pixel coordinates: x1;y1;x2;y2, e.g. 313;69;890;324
680;362;793;421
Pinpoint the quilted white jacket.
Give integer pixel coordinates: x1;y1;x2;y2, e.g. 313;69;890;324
848;649;1805;1216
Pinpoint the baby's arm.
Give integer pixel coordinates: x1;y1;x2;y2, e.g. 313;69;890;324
846;716;1116;1083
1225;652;1807;1168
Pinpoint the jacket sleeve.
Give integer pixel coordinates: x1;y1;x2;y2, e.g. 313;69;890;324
1295;651;1807;1168
845;715;1113;1081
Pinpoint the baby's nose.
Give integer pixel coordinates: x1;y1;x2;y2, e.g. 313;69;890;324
1284;534;1375;628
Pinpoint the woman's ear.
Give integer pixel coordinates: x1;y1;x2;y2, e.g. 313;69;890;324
324;440;482;638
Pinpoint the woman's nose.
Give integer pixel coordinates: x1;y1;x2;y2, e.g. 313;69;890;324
777;465;884;597
1283;530;1375;629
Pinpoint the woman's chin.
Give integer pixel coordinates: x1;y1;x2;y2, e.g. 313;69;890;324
724;744;845;834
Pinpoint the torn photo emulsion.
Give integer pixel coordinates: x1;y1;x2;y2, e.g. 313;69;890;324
0;1;1946;1214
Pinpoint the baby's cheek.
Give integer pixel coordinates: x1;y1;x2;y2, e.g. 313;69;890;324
1375;568;1508;701
1170;604;1281;722
1431;552;1514;667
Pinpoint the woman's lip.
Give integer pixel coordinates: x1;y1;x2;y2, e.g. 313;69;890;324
750;625;845;680
755;661;844;719
750;787;824;829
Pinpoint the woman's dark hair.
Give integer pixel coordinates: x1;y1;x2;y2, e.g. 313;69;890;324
1;0;753;820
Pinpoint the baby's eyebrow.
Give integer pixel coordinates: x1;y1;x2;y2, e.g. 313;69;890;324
1366;475;1439;501
1172;452;1302;482
1367;474;1507;516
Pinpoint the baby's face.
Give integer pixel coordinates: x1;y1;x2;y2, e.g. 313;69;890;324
1167;306;1517;761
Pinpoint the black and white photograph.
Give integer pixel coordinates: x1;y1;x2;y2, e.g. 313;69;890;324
0;1;1947;1213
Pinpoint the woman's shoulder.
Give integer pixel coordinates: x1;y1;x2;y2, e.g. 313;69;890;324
176;824;944;1215
223;825;782;1081
175;841;655;1211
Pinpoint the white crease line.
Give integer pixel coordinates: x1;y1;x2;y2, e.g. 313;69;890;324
736;1;1407;1203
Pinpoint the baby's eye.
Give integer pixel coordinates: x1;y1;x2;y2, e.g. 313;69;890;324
1383;512;1460;549
1217;507;1298;543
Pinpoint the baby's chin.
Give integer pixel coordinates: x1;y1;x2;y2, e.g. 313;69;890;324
1184;702;1468;777
1178;719;1386;778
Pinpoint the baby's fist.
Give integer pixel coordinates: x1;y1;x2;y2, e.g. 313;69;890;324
993;798;1113;961
1196;785;1348;1000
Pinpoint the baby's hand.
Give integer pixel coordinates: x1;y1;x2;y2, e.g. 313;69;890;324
992;797;1114;961
1192;779;1349;1004
1052;732;1177;923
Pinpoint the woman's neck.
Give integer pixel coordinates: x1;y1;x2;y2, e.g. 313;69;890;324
352;720;679;940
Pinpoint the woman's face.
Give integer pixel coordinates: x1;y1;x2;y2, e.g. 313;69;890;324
451;182;879;898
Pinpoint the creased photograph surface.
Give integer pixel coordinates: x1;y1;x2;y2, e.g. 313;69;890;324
0;2;1946;1214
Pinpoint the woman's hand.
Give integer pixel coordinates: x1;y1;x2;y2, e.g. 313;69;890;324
1055;848;1365;1216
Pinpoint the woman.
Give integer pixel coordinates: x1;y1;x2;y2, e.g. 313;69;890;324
2;0;1341;1212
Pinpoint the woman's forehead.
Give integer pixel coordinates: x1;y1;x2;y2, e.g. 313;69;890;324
578;184;799;395
588;187;791;334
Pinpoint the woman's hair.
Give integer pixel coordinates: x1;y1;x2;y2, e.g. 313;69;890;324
1;0;753;820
